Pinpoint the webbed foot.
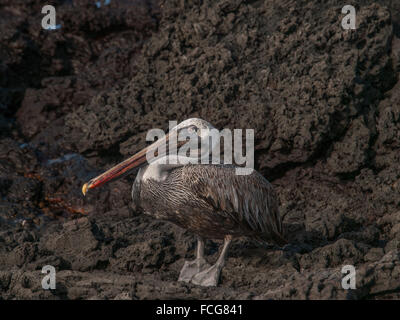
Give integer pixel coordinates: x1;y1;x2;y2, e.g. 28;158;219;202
191;264;222;287
178;258;211;283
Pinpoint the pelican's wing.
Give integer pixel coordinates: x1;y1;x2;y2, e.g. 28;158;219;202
184;164;286;245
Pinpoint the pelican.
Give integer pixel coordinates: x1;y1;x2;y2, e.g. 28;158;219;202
82;118;286;286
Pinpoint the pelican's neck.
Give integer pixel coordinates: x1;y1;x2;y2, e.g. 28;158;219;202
141;155;196;182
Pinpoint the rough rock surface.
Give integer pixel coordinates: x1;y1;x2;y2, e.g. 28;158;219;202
0;0;400;299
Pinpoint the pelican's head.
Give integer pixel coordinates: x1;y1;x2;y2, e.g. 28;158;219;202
171;118;215;138
82;118;217;195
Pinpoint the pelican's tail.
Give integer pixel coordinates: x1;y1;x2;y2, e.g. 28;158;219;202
253;230;288;248
270;230;288;247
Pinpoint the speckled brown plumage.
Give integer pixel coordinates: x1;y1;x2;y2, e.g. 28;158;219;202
132;164;286;246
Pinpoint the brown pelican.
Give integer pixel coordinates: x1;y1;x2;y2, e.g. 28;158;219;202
82;118;286;286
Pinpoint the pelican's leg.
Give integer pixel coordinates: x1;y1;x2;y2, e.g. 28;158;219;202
178;237;211;283
191;235;232;287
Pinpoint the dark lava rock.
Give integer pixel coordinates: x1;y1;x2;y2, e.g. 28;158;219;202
1;0;400;300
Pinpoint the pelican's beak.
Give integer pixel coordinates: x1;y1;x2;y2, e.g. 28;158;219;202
82;132;174;196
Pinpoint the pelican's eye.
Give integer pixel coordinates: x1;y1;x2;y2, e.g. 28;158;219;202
188;125;198;134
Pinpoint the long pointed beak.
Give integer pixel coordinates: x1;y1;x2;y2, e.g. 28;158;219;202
82;132;173;195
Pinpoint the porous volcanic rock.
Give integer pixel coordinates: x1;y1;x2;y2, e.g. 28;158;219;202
0;0;400;299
